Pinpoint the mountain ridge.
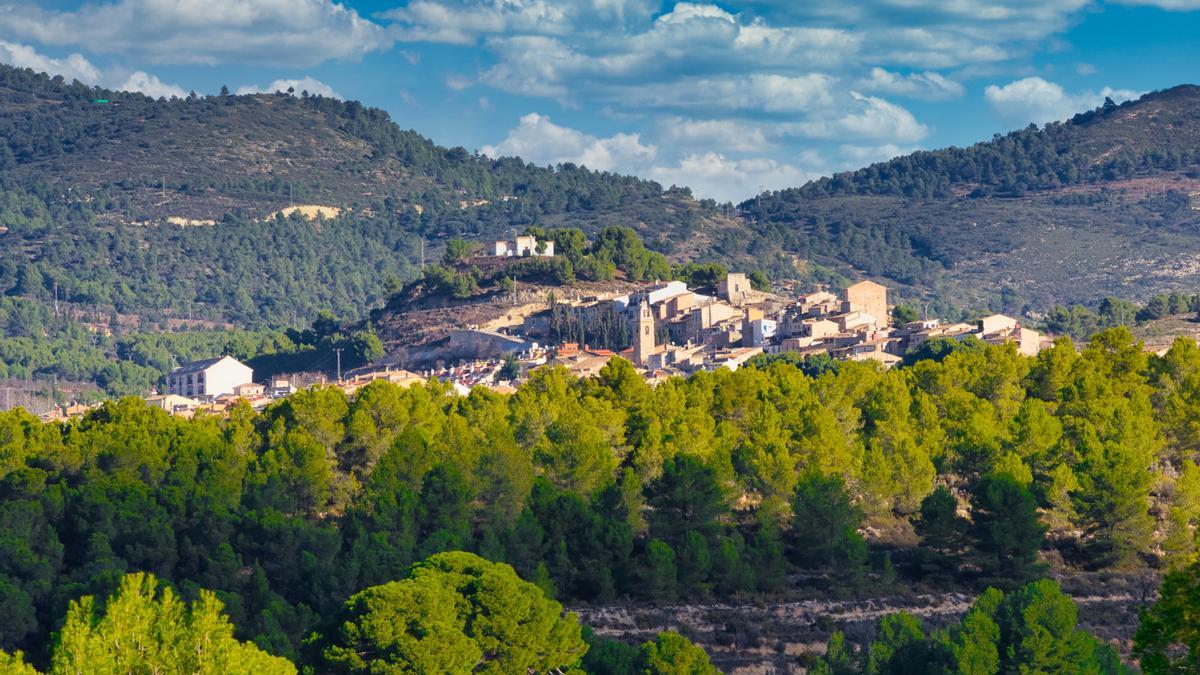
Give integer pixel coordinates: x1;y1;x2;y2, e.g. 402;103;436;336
3;62;1200;325
0;64;763;327
739;84;1200;312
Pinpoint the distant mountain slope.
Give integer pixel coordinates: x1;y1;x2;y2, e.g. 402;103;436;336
0;65;759;327
739;86;1200;313
4;62;1200;329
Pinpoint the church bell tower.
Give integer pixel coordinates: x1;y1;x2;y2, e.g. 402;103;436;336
634;298;655;367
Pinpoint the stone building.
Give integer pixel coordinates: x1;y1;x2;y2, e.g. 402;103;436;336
842;280;888;328
717;273;751;305
633;298;656;367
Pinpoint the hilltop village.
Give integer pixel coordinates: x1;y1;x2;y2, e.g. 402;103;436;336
39;234;1048;421
420;235;1044;387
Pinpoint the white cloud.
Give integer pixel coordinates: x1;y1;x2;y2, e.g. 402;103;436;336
477;108;930;201
0;0;390;67
649;152;821;203
839;143;916;166
984;76;1139;125
120;71;187;98
383;0;948;156
857;67;964;100
399;1;861;93
237;76;341;99
793;93;929;143
731;23;860;67
656;117;773;152
1075;62;1097;76
655;2;735;25
1113;0;1200;8
384;0;655;44
614;73;837;114
0;40;101;84
871;27;1011;69
445;73;475;90
480;112;656;171
480;36;583;98
733;1;1104;71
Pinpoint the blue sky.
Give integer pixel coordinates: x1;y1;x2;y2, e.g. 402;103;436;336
2;1;1199;202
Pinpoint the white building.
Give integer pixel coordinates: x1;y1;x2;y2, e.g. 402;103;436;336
745;318;778;347
166;356;254;400
645;280;690;306
494;235;555;257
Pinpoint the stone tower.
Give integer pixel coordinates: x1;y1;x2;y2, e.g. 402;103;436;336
843;280;888;328
633;298;655;367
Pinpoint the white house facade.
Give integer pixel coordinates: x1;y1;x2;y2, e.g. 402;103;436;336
166;356;254;400
493;235;555;257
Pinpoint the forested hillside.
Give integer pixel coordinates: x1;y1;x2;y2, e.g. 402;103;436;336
741;86;1200;311
6;63;1200;328
0;331;1198;669
0;64;762;329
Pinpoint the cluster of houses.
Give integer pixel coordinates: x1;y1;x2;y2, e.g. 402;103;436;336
139;355;283;417
768;282;1043;366
34;269;1046;422
444;273;1045;383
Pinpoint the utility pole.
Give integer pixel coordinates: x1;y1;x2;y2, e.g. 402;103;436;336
334;348;343;382
53;283;59;318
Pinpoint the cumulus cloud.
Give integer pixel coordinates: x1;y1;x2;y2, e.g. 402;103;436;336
236;76;341;99
399;1;860;92
393;0;1097;96
0;0;390;66
793;93;929;143
656;117;774;153
480;112;822;201
984;76;1139;125
479;36;584;98
479;109;840;201
656;2;736;24
384;0;654;43
0;40;101;84
754;0;1092;49
120;71;187;98
480;113;656;171
386;0;947;162
613;73;838;114
649;153;821;203
857;67;964;100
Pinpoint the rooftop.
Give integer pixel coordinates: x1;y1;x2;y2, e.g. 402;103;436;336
170;356;231;375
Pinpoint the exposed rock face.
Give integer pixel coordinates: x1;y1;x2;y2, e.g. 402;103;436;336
573;585;1147;674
